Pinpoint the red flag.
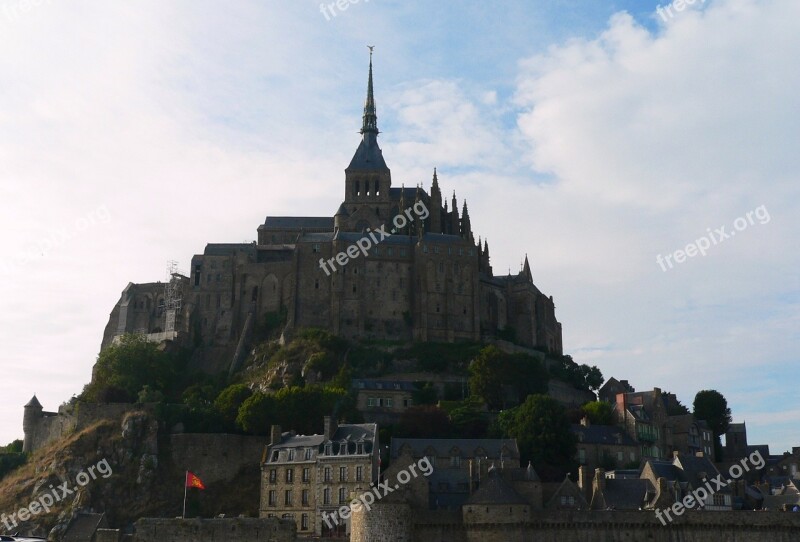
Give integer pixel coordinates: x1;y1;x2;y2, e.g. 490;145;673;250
186;471;206;490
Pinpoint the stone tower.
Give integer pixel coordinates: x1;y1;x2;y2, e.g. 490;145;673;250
22;395;43;453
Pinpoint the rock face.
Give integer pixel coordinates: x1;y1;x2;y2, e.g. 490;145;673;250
0;408;162;541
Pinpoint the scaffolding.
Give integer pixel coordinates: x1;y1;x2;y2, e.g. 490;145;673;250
164;260;182;333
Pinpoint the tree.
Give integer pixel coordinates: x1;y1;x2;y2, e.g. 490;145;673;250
469;347;549;409
449;397;489;438
214;384;253;431
237;392;276;434
84;334;177;402
396;406;454;438
497;394;576;475
693;389;732;461
581;401;615;425
581;365;605;391
469;346;507;409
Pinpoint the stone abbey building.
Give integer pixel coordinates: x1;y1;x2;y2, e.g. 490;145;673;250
101;55;563;365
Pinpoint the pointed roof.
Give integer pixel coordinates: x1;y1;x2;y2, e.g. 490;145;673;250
467;468;527;505
522;254;532;279
25;395;42;408
348;47;388;171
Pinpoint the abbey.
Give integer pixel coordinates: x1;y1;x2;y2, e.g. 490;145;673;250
101;54;563;365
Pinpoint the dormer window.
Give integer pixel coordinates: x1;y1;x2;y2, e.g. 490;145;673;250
357;443;365;455
325;444;332;455
305;448;313;460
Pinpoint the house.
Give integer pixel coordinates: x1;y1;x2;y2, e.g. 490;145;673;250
668;414;714;457
571;417;640;473
390;438;520;510
614;388;671;459
259;417;379;537
352;378;416;424
598;377;635;404
640;451;733;511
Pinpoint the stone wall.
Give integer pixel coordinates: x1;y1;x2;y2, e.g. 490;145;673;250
357;508;800;542
132;518;295;542
169;433;266;484
25;402;147;454
547;380;596;408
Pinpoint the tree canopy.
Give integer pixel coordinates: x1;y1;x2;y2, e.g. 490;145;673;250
496;394;576;475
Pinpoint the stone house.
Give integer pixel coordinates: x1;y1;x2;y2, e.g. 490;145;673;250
640;451;733;510
260;417;379;537
390;438;520;510
352;379;415;424
571;417;640;474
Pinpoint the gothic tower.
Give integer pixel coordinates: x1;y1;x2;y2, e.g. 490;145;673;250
342;48;392;232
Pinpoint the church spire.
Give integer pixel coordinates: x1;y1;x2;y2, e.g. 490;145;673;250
361;46;378;137
346;47;388;173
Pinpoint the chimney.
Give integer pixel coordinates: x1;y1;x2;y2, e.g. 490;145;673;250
594;468;606;492
270;424;282;446
615;392;627;418
654;387;662;396
578;465;589;490
580;416;591;428
324;416;338;440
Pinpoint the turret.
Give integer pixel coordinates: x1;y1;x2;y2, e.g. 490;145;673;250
23;395;43;453
429;168;442;233
461;200;473;243
450;192;459;235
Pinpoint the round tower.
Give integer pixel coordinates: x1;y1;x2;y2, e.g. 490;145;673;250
350;501;412;542
22;395;43;453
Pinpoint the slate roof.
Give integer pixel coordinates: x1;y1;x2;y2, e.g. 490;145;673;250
602;478;655;510
391;438;519;460
24;395;42;408
347;137;389;170
571;424;638;446
271;423;377;453
260;216;335;230
467;469;527;505
63;512;105;542
203;243;257;257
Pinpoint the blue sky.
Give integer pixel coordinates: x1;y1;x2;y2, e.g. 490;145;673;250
0;0;797;454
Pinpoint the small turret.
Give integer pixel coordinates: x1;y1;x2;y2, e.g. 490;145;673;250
451;192;459;235
23;395;43;453
461;200;473;242
429;168;442;234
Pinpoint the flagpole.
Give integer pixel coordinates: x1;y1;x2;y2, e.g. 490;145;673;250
183;471;188;519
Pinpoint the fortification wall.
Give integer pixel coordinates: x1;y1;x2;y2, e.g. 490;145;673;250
132;518;295;542
169;433;266;483
26;403;147;453
360;509;800;542
547;380;596;408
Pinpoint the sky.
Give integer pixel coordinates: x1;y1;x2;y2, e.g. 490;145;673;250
0;0;797;453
